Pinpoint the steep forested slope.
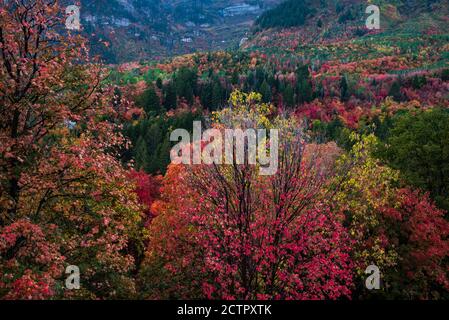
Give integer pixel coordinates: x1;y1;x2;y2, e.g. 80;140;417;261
69;0;282;62
252;0;449;39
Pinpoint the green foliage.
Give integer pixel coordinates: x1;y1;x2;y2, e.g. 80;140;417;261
411;75;427;89
259;80;272;103
283;84;295;108
340;76;349;102
376;109;449;210
199;81;213;110
441;68;449;81
211;81;224;110
163;82;177;110
388;81;405;102
311;119;353;150
255;0;315;29
136;85;162;115
124;111;203;175
135;136;151;171
338;9;356;24
296;65;313;104
174;67;198;105
143;68;164;85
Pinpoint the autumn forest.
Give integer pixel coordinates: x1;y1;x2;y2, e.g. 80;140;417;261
1;0;449;301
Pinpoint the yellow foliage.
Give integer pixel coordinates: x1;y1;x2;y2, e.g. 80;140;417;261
335;134;399;276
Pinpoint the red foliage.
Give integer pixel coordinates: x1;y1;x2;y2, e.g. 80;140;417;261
3;271;54;300
0;220;64;299
128;170;162;223
381;189;449;297
148;137;354;300
0;1;142;299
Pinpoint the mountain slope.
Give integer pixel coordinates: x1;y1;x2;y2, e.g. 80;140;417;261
240;0;449;66
250;0;449;41
72;0;283;63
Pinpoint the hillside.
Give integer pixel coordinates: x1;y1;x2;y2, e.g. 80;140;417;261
248;0;449;48
72;0;282;62
78;0;449;63
2;0;449;302
99;0;449;299
109;0;449;178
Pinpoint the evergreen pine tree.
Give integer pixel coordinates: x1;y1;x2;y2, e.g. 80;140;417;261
297;79;313;104
388;81;404;102
231;70;239;85
156;137;172;174
211;80;223;110
441;69;449;81
135;135;150;172
315;81;325;99
164;82;177;110
259;80;272;103
175;67;197;105
200;81;213;111
138;86;161;115
283;84;295;108
296;65;313;104
340;76;349;102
